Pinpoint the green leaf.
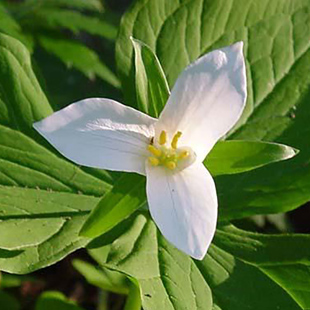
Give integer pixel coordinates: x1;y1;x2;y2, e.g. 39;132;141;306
124;278;142;310
0;273;25;288
88;212;304;310
0;33;111;193
89;213;213;310
217;45;310;221
80;173;146;239
205;140;298;176
0;125;110;194
26;0;104;12
87;246;111;267
199;244;300;310
73;259;130;294
38;36;120;88
214;225;310;309
0;3;20;35
131;37;170;117
0;33;52;135
35;291;85;310
74;259;141;310
0;3;33;50
0;186;99;274
0;291;20;310
29;9;117;41
116;0;310;219
116;0;310;116
74;253;141;309
0;33;112;274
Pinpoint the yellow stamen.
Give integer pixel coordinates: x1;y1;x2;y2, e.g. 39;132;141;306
159;130;167;145
147;145;162;157
148;157;159;166
165;161;176;170
179;150;189;159
171;131;182;149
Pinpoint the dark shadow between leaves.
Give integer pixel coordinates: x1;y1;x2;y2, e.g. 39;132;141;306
0;211;90;220
0;248;23;259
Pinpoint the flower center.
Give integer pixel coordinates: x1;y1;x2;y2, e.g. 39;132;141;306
147;130;196;171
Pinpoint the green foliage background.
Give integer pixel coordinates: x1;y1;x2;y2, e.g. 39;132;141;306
0;0;310;309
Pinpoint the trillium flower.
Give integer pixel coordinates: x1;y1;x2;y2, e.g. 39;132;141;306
33;42;247;260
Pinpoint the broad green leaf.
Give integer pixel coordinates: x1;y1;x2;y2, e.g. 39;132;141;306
88;212;303;310
29;9;117;41
35;291;85;310
73;259;129;294
0;33;111;193
0;125;110;194
199;244;300;310
0;291;20;310
116;0;310;219
89;213;213;310
0;33;112;274
205;140;298;176
217;51;310;221
116;0;310;117
80;174;146;238
0;33;52;136
132;38;170;117
214;225;310;309
0;186;99;274
38;36;120;88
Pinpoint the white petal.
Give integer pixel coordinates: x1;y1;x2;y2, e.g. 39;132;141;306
156;42;247;161
34;98;156;175
146;162;217;259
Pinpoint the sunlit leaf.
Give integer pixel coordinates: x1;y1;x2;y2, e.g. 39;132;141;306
116;0;310;220
88;213;306;310
131;37;169;117
0;186;100;274
0;33;110;274
205;140;298;176
80;174;146;239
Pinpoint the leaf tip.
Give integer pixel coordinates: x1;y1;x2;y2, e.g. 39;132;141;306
285;145;299;160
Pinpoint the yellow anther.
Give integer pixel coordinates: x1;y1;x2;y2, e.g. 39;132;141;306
159;130;167;145
171;131;182;149
165;161;176;170
148;157;160;166
147;145;162;157
179;150;189;159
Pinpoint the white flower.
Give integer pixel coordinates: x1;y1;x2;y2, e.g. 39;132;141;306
33;42;247;260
